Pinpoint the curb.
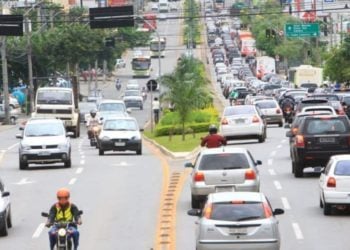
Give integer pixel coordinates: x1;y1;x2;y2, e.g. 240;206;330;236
142;134;201;160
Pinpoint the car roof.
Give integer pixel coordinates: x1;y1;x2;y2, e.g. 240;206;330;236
26;118;63;124
200;147;248;155
209;192;265;203
304;115;344;119
300;98;328;103
105;116;136;122
99;99;125;104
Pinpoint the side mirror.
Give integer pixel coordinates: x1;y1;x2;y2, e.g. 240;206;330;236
78;210;83;215
100;117;104;121
16;133;23;139
41;212;49;217
285;131;293;137
66;132;74;137
256;160;262;165
284;124;291;129
126;108;132;114
19;126;24;130
139;128;144;132
184;162;194;168
273;208;285;216
187;209;202;217
1;191;10;197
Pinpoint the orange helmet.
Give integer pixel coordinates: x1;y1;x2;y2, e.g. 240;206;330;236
57;188;70;199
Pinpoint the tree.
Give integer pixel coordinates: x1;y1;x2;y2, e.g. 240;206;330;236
161;56;211;140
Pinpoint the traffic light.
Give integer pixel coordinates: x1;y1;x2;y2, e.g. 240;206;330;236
105;37;115;47
323;17;328;36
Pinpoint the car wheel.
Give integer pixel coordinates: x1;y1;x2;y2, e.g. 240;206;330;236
136;147;142;155
278;121;283;127
294;161;304;178
191;194;201;209
19;159;28;170
291;160;296;174
74;124;80;138
64;158;71;168
7;208;12;228
99;149;104;156
258;134;265;143
140;105;143;110
0;212;9;236
320;197;324;208
323;202;332;215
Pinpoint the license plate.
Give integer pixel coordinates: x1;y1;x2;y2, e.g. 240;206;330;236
114;142;125;146
235;119;245;124
319;137;335;143
38;151;50;156
229;227;247;235
215;186;234;192
64;121;72;126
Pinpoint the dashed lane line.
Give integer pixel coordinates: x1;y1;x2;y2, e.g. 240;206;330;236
268;169;276;176
270;151;276;157
80;159;85;165
281;197;291;210
267;159;273;166
7;142;19;151
292;222;304;240
273;180;282;190
32;223;45;239
68;178;77;185
277;144;282;149
76;167;84;174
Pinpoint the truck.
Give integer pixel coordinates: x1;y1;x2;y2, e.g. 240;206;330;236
31;87;80;137
158;0;169;13
254;56;276;79
288;65;323;88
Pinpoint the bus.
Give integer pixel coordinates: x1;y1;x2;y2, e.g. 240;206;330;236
132;55;152;78
150;37;166;58
158;0;169;12
240;38;256;57
143;13;157;31
288;65;323;88
254;56;276;79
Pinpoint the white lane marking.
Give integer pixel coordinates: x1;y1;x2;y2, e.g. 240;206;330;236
281;139;287;143
68;178;77;185
32;223;45;238
80;159;85;165
76;167;84;174
7;143;19;151
14;178;34;185
281;197;291;210
277;144;282;149
292;223;304;240
1;149;6;153
273;180;282;190
81;154;85;159
268;169;276;176
267;159;273;166
270;151;276;157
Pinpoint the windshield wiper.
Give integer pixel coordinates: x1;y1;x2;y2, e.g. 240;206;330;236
237;216;262;221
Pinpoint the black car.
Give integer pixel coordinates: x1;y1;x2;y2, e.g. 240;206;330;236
0;178;11;236
287;115;350;178
339;94;350;118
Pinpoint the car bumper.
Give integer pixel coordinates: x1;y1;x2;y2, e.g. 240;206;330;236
99;139;141;152
197;240;279;250
191;181;259;196
323;190;350;204
296;149;350;166
20;149;70;164
264;115;283;124
220;124;264;139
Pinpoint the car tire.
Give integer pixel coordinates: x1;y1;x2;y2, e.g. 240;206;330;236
7;208;12;228
0;212;9;236
278;121;283;127
191;194;201;209
140;105;143;110
136;147;142;155
320;197;324;208
294;161;304;178
19;160;28;170
291;161;296;174
64;158;71;168
99;149;104;156
258;133;265;143
323;202;332;215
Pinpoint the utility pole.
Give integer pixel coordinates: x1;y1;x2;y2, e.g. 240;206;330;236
1;0;10;124
25;16;34;113
94;60;98;89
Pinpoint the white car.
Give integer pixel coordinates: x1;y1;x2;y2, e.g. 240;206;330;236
158;13;167;21
97;99;130;122
319;155;350;215
170;3;178;11
220;105;266;143
151;3;159;11
301;105;337;115
254;99;283;127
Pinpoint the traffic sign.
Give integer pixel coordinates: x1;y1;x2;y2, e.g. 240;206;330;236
0;15;23;36
89;6;134;29
284;23;320;38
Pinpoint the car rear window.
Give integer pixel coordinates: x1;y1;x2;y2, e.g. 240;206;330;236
312;95;339;101
305;118;349;134
224;106;256;116
199;153;250;170
210;203;265;221
334;160;350;175
255;101;277;109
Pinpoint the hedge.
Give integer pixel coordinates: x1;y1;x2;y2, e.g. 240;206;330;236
155;122;217;136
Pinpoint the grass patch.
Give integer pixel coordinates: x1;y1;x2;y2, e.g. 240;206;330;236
143;131;207;152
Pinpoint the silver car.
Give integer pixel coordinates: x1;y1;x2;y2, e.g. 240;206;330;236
188;192;284;250
16;119;72;170
185;147;261;208
254;99;283;127
0;178;11;236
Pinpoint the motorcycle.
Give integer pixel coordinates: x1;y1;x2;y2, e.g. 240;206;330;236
142;91;147;101
89;125;100;147
41;211;83;250
283;107;293;124
116;81;121;91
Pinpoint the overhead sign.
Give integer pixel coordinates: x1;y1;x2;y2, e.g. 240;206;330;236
0;15;23;36
285;23;320;38
89;6;134;29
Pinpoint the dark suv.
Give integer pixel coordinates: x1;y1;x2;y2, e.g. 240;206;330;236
288;115;350;178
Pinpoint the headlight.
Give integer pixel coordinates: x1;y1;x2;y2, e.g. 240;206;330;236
21;144;31;150
58;228;66;237
101;136;110;141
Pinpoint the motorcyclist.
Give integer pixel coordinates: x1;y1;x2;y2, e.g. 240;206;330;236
201;124;227;148
115;78;121;91
86;109;100;139
228;88;239;106
280;96;296;123
152;97;160;124
46;188;82;250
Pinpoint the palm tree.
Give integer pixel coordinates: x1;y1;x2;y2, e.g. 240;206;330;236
161;56;211;140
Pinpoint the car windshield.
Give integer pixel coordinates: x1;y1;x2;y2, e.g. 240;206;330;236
305;118;348;134
88;90;102;97
37;90;72;105
199;153;250;170
80;103;97;113
25;123;64;137
125;91;140;97
224;106;255;116
99;103;125;112
255;101;277;109
209;202;266;221
103;119;138;131
334;160;350;175
312;95;339;101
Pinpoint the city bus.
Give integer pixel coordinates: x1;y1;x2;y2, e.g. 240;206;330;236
150;37;166;58
132;55;152;78
288;65;323;88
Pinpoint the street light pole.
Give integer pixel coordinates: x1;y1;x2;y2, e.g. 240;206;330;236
25;17;34;113
1;0;10;124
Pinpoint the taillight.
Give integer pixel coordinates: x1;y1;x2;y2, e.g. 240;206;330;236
245;169;256;180
252;115;260;123
292;127;298;135
295;135;305;148
203;203;212;219
221;117;228;125
276;109;281;114
327;177;336;188
262;202;272;218
194;172;205;182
